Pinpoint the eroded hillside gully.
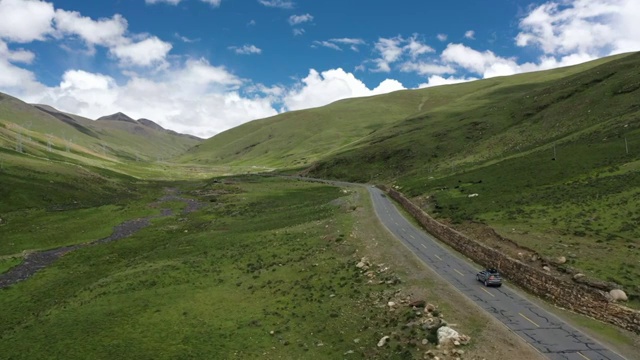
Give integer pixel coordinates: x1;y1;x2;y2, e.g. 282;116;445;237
0;188;202;289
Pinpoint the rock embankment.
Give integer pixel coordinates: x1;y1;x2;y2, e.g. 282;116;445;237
383;186;640;334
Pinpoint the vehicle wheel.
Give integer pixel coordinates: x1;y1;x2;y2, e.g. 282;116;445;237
496;284;502;287
484;280;488;287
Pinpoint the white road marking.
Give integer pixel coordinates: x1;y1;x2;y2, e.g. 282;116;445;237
480;287;495;297
519;313;540;327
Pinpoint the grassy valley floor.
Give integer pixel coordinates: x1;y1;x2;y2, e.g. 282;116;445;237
1;176;543;359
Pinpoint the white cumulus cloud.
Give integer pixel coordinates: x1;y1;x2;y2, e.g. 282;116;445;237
400;62;455;76
283;68;405;111
17;59;273;137
0;0;55;43
258;0;294;9
289;14;313;25
371;35;434;72
418;75;478;88
228;44;262;55
516;0;640;56
110;37;173;67
145;0;182;4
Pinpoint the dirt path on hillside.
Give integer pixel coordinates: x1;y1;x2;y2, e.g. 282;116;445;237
0;189;203;289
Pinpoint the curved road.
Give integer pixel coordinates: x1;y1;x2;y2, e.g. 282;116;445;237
366;186;626;360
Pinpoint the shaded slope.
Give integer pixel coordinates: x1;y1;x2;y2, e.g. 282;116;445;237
309;52;640;183
308;52;640;298
180;54;629;169
177;89;428;167
0;97;201;164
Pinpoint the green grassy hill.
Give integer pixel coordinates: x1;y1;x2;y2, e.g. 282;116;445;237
0;94;201;165
308;52;640;296
179;54;630;169
178;52;640;298
177;89;429;167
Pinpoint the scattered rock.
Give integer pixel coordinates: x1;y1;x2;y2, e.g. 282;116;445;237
556;256;567;264
573;273;585;280
542;266;551;272
377;336;390;347
388;301;396;308
422;339;429;345
531;255;538;262
610;289;628;302
409;299;426;308
425;303;436;313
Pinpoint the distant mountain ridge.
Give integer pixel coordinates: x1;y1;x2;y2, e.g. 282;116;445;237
0;96;203;164
97;112;202;141
97;112;137;124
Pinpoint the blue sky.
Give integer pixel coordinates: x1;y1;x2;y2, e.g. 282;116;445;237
0;0;638;137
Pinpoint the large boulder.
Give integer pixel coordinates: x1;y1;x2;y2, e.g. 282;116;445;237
437;326;459;345
610;289;628;302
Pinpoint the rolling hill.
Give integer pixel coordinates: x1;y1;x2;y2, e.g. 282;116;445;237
179;52;640;299
0;94;202;164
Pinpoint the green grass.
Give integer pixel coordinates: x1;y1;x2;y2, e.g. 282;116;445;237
302;53;640;299
0;257;21;274
0;177;431;359
0;204;158;256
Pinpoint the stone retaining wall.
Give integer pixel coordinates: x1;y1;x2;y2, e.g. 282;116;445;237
383;186;640;334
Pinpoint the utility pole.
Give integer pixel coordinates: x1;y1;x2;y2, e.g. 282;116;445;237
16;133;23;153
625;136;629;154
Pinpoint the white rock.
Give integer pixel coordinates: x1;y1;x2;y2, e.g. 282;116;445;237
573;273;585;280
377;336;390;347
437;326;459;345
388;301;396;307
610;289;628;302
557;256;567;264
542;266;551;272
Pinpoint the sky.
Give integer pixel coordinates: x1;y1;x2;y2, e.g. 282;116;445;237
0;0;638;138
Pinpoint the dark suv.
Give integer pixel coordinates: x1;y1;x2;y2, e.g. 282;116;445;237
477;268;502;287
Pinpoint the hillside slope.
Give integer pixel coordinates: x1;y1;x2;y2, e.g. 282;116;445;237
309;52;640;298
179;54;628;168
0;95;201;164
177;90;428;167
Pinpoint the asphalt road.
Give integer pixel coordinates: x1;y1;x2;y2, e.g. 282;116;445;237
366;186;626;360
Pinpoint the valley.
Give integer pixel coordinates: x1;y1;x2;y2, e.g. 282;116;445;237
1;52;639;359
